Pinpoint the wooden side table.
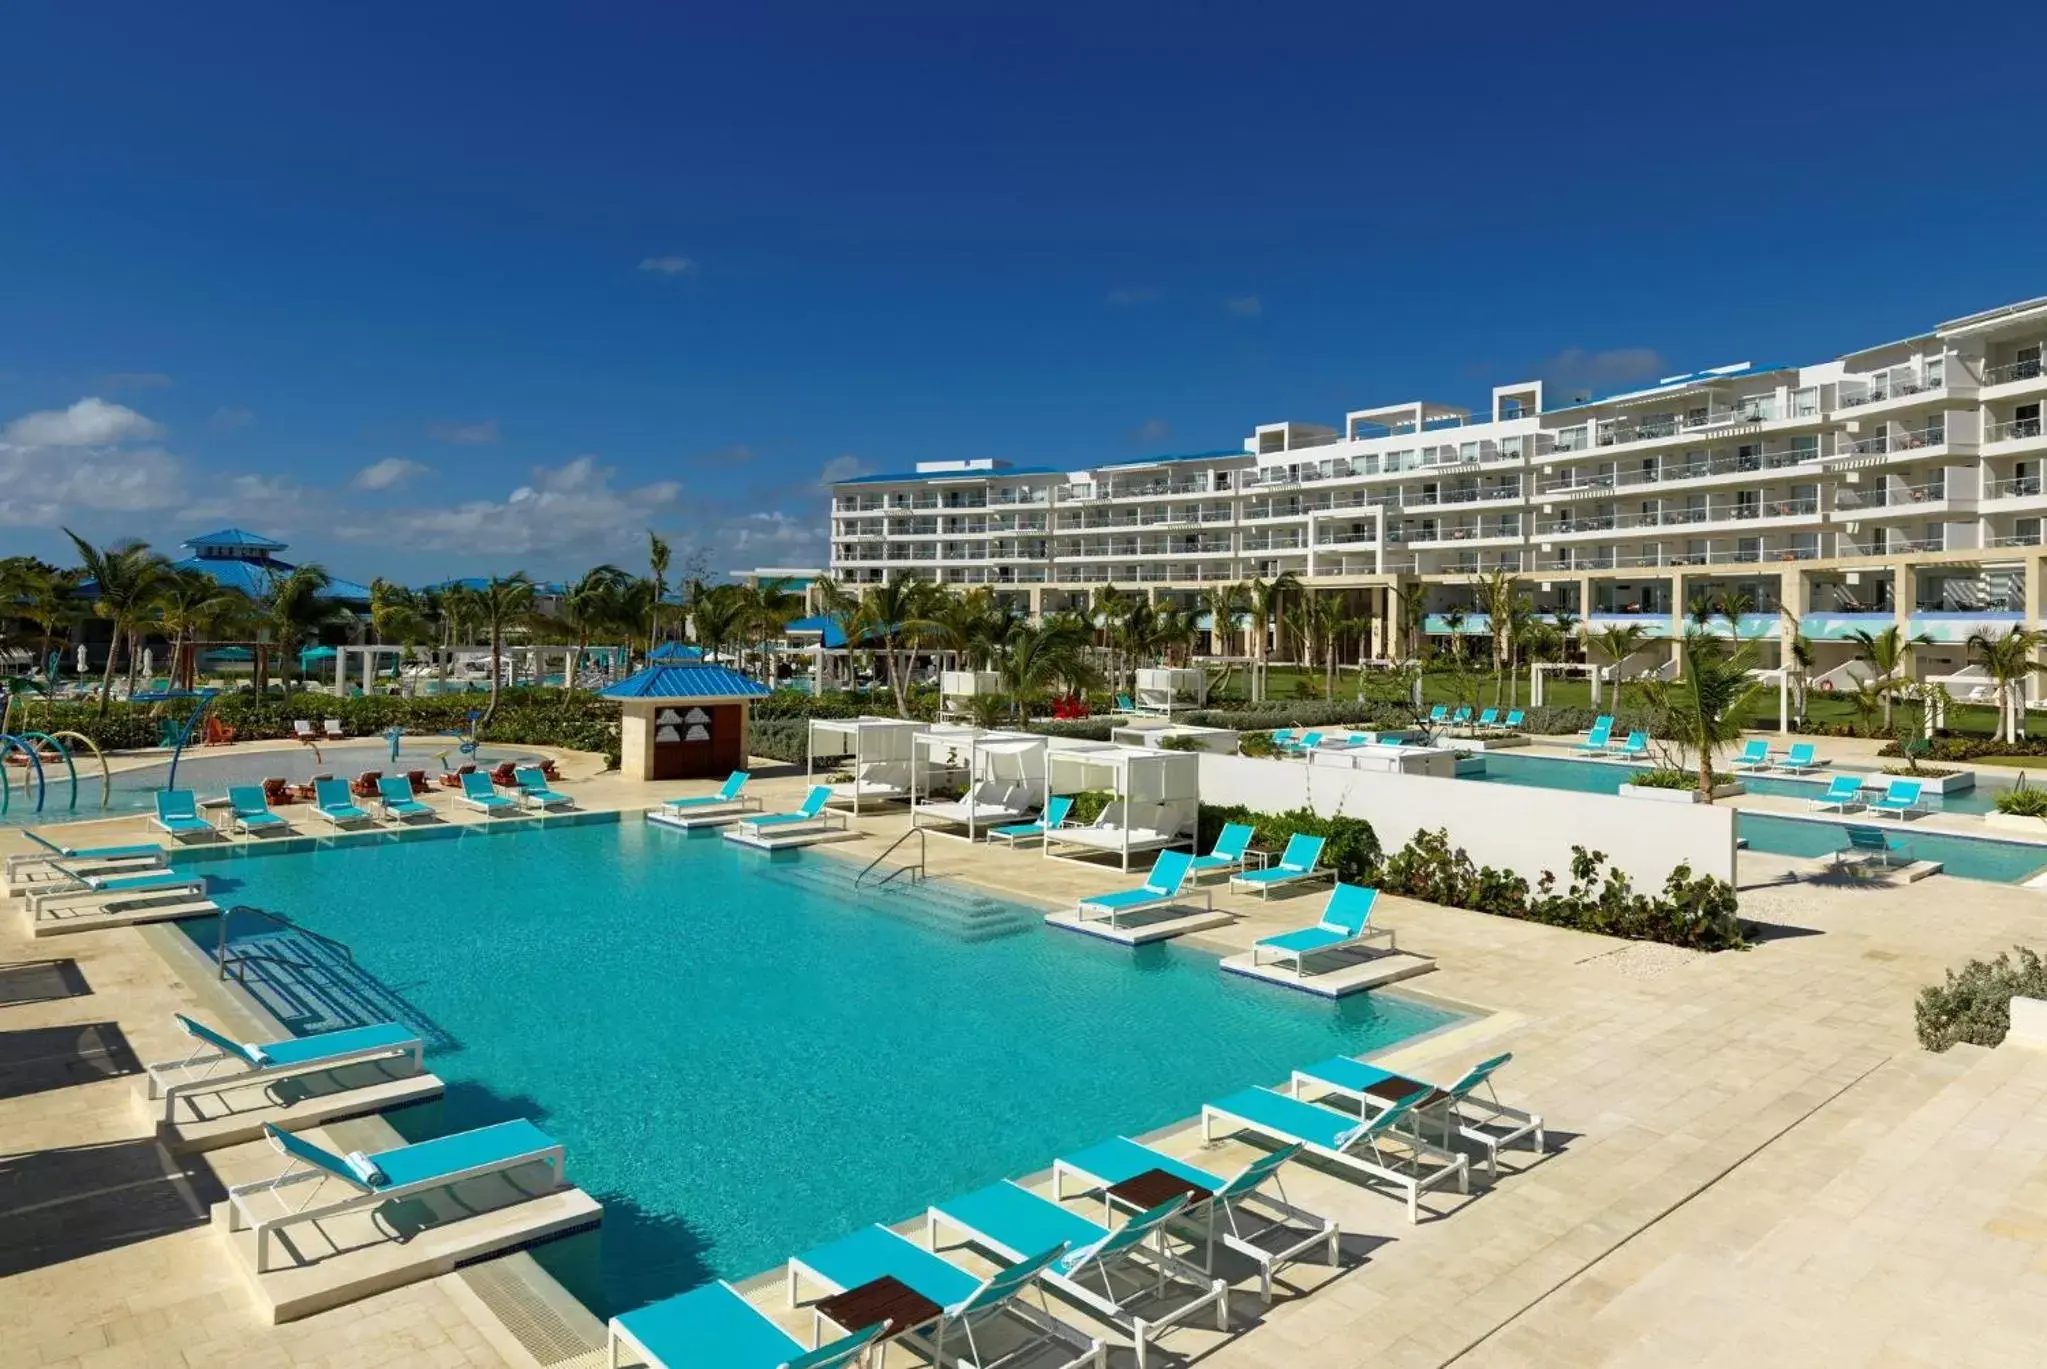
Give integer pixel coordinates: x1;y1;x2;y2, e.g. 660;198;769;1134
812;1274;943;1351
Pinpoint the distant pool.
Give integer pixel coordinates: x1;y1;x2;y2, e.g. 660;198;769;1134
183;822;1458;1314
1462;752;2047;884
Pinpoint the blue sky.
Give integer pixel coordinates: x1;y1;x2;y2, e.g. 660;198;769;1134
6;2;2047;584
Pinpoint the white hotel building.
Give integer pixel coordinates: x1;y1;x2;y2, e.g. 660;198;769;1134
826;295;2047;676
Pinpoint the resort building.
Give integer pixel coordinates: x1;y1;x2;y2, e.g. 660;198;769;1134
827;294;2047;681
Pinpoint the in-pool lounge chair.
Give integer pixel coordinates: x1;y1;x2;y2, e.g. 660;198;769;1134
457;770;518;816
1074;851;1208;927
1250;883;1392;977
26;862;207;915
788;1225;1102;1369
1227;833;1329;900
1840;824;1910;869
227;786;290;836
226;1119;567;1272
611;1282;882;1369
376;776;436;824
1188;822;1254;880
661;771;760;815
927;1181;1229;1366
1575;721;1615;756
734;785;845;838
1201;1086;1469;1224
1811;774;1866;813
1051;1138;1334;1306
1290;1052;1544;1175
6;830;165;886
310;778;375;828
144;1013;425;1126
1731;739;1772;773
1774;741;1823;774
989;795;1073;848
150;789;216;841
514;767;574;811
1871;777;1925;819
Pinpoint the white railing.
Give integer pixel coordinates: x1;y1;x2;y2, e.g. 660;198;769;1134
1984;356;2045;386
1842;426;1946;456
1985;416;2045;443
1986;475;2045;500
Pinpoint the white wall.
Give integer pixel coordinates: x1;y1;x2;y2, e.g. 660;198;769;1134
1196;752;1737;889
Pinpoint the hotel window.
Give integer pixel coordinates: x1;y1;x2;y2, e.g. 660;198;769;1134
1792;435;1819;461
1923;355;1944;388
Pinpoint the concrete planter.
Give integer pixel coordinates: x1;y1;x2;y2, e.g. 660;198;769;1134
1618;780;1745;804
1871;769;1974;795
1437;733;1531;753
1984;811;2047;837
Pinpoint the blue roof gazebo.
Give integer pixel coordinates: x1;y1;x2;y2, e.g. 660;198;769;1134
600;665;771;782
171;529;374;603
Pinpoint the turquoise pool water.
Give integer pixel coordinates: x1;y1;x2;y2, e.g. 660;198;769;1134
184;821;1457;1314
1463;752;2047;883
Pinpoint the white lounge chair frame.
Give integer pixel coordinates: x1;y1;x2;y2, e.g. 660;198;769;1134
1201;1092;1469;1224
142;1021;425;1126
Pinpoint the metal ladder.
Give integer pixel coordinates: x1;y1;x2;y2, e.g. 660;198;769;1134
855;826;926;889
217;904;357;985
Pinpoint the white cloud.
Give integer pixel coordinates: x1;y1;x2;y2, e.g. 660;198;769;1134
639;255;697;276
209;405;255;431
817;455;870;486
5;397;164;447
351;457;432;491
0;441;186;527
178;474;322;532
1223;295;1263;318
356;456;681;559
731;510;821;552
427;419;500;445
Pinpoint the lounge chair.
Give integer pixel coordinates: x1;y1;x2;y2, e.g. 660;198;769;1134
1227;833;1329;899
1503;709;1524;728
1612;731;1650;760
1251;883;1392;976
262;777;293;808
989;795;1073;848
1268;728;1297;749
1840;824;1910;869
1449;706;1473;729
1290;1052;1544;1175
1116;693;1136;713
1201;1086;1469;1224
224;786;289;836
788;1224;1101;1369
514;767;574;811
150;789;215;841
406;769;430;794
1073;850;1209;926
916;780;1037;833
144;1013;425;1126
612;1282;882;1369
1871;777;1925;819
661;771;760;814
349;769;383;799
25;862;208;915
1731;739;1772;773
1426;705;1449;725
1811;774;1866;813
377;776;436;823
308;777;375;828
1574;722;1614;756
6;830;165;885
1188;822;1254;879
1282;730;1324;754
1774;741;1823;774
489;760;521;788
323;718;346;740
735;785;845;837
1045;799;1197;868
458;770;519;816
225;1119;566;1272
1051;1138;1333;1306
1475;707;1498;728
292;719;317;745
927;1181;1228;1366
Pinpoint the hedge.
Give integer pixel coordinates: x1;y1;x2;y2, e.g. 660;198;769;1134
1915;948;2047;1051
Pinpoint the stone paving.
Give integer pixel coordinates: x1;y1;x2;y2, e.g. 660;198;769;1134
2;733;2045;1366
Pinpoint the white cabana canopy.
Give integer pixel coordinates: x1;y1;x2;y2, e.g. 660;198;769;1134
938;670;1003;719
1134;667;1207;716
911;726;1048;838
1043;743;1199;870
807;716;925;812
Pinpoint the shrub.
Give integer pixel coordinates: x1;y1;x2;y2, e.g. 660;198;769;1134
1994;781;2047;818
1881;736;2047;761
1197;804;1382;884
1881;764;1961;779
747;719;807;764
1024;719;1116;743
1182;702;1392;732
1158;735;1202;752
1237;731;1279;758
1915;947;2047;1051
1626;768;1704;790
1066;789;1117;825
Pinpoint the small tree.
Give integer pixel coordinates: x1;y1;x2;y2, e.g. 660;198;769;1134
1967;625;2046;744
1644;631;1763;801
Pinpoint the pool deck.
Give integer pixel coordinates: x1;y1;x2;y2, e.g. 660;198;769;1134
4;738;2047;1366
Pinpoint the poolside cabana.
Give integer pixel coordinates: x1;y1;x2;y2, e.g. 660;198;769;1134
1042;743;1199;870
601;665;771;782
807;717;923;812
910;728;1047;840
938;669;1002;720
1134;667;1207;716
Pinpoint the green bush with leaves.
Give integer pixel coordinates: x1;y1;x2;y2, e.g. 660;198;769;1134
1237;731;1279;758
1994;780;2047;817
1915;947;2047;1051
1196;804;1383;884
1626;767;1730;791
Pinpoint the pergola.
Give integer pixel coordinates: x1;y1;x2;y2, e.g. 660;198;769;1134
910;727;1047;840
807;717;924;813
1042;743;1199;871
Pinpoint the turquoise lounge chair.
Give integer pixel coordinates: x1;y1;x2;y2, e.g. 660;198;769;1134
1612;731;1650;760
1427;705;1449;725
1575;722;1614;756
990;795;1074;848
1052;1137;1333;1305
787;1224;1101;1369
1840;824;1910;868
6;830;164;882
1731;738;1772;773
1475;707;1498;728
1268;727;1297;749
457;770;518;816
377;776;436;823
611;1282;881;1369
735;785;845;836
226;786;289;835
1251;883;1392;976
514;766;574;811
1227;833;1329;899
1774;741;1822;774
143;1013;425;1126
1074;850;1208;926
26;862;206;914
1291;1051;1544;1174
1871;777;1924;818
1188;822;1254;879
1503;709;1524;728
1201;1086;1469;1224
662;771;760;814
150;789;215;841
226;1120;566;1272
1449;706;1473;728
1812;774;1866;812
1116;693;1136;712
311;778;374;828
1284;730;1325;753
928;1181;1228;1364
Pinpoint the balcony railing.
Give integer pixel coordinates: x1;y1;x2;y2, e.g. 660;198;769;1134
1314;531;1378;547
1985;416;2044;444
1989;531;2046;547
1838;535;1945;557
1841;426;1947;457
1835;481;1946;510
1837;375;1943;408
1984;356;2045;386
1538;447;1816;495
1986;475;2045;500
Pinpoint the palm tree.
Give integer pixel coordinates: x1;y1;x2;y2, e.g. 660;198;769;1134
811;576;864;689
1967;625;2047;743
474;573;537;721
688;584;745;665
1289;593;1347;697
369;579;434;694
1848;624;1932;731
646;532;672;658
555;565;633;700
1474;570;1526;705
153;570;246;689
1198;581;1251;657
908;586;1008;671
9;562;83;687
259;565;352;692
1389;583;1430;663
1586;622;1652;708
996;617;1094;719
1249;572;1300;668
858;571;933;718
64;531;168;716
1646;632;1764;801
735;579;804;675
1440;607;1468;667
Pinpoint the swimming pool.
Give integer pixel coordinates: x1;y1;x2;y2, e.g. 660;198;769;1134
185;821;1458;1314
1462;752;2047;883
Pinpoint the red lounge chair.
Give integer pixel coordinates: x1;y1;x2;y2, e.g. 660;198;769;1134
349;770;383;799
489;761;519;788
437;764;476;791
407;770;429;794
205;717;238;746
262;777;292;807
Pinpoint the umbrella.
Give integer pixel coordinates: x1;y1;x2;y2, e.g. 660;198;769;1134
300;645;337;664
201;645;254;662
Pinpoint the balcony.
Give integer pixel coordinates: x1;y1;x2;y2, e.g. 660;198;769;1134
1241;533;1306;552
1837;535;1945;557
1835;481;1946;511
1983;356;2045;387
1836;373;1944;410
1984;416;2045;445
1985;475;2045;500
1314;529;1378;547
1538;447;1818;496
1833;425;1948;459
